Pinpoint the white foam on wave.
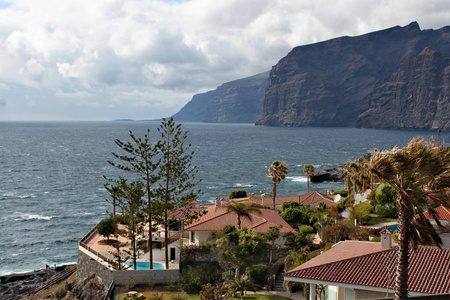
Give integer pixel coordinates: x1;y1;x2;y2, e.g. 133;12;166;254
287;176;308;182
18;194;36;199
234;183;254;187
14;213;55;221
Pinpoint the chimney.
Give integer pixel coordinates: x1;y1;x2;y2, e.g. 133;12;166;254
215;197;220;206
380;226;393;249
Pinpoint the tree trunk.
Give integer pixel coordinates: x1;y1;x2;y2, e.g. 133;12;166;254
272;182;277;210
394;199;410;300
307;176;310;193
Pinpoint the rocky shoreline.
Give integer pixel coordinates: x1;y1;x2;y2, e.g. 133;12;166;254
0;265;69;296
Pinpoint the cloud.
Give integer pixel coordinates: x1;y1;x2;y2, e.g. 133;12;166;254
0;0;450;120
0;96;5;107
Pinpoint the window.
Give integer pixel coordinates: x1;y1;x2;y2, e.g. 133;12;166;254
190;231;195;243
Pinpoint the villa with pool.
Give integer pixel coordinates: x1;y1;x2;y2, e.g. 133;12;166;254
76;197;296;289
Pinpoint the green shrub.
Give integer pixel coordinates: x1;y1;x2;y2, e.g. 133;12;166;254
179;264;221;293
281;208;305;229
371;237;381;242
350;202;373;225
375;205;398;218
169;293;186;300
333;189;348;197
245;264;268;285
281;201;302;211
151;293;165;300
228;189;247;199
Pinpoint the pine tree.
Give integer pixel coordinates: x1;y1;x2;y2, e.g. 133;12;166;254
107;129;160;269
156;118;201;269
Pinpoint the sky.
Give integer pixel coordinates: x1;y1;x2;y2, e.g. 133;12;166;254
0;0;450;121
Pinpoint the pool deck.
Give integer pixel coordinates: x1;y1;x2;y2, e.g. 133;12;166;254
82;225;179;269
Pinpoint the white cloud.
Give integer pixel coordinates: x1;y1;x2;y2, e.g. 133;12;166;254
0;0;449;120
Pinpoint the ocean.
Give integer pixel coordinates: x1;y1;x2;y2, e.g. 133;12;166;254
0;121;446;275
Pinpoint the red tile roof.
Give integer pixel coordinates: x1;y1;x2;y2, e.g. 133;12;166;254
284;240;450;294
241;191;336;207
184;204;296;234
420;206;450;221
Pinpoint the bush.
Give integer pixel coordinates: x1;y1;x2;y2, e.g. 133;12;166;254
245;264;268;286
281;201;302;211
350;202;373;225
322;220;356;243
228;189;247;199
179;264;221;293
333;189;348;197
371;237;381;242
375;205;398;218
281;208;305;229
53;284;67;299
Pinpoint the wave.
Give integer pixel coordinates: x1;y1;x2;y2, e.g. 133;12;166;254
233;183;254;187
287;176;308;182
13;213;55;221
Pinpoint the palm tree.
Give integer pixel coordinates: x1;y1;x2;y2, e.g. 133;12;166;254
266;161;289;210
227;276;255;300
303;164;316;193
308;202;332;240
226;200;262;229
369;138;450;300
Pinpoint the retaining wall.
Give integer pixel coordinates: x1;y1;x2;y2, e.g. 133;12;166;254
113;269;179;286
77;250;114;287
77;247;179;288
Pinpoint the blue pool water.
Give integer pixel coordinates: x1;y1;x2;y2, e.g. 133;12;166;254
387;224;399;231
125;262;165;270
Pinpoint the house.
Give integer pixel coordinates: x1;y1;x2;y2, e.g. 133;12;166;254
283;229;450;299
419;205;450;226
236;191;337;210
184;201;296;246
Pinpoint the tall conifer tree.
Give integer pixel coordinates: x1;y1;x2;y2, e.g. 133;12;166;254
156;118;201;269
108;129;160;269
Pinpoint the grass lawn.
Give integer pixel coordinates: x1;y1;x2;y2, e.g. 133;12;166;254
366;217;398;226
117;291;292;300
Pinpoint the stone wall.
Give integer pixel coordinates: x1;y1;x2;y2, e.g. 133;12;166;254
77;250;114;287
113;269;179;286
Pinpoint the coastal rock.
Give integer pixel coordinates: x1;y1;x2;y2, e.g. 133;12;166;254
172;71;269;123
310;168;345;183
255;22;450;129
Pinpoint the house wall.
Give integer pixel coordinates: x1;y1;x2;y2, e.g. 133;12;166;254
355;289;392;299
189;231;212;245
152;240;180;261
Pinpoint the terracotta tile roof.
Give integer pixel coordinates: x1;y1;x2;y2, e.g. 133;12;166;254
420;206;450;221
243;191;336;208
284;240;450;294
184;204;296;233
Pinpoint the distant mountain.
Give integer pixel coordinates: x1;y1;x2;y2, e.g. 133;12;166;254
255;22;450;129
172;71;269;123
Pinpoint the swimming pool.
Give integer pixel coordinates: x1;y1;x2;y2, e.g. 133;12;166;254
125;262;165;270
386;224;399;231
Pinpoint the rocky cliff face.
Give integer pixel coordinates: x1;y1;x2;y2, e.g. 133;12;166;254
256;22;450;129
356;47;450;129
173;71;269;123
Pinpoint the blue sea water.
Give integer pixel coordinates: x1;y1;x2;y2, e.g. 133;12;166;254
0;121;447;275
